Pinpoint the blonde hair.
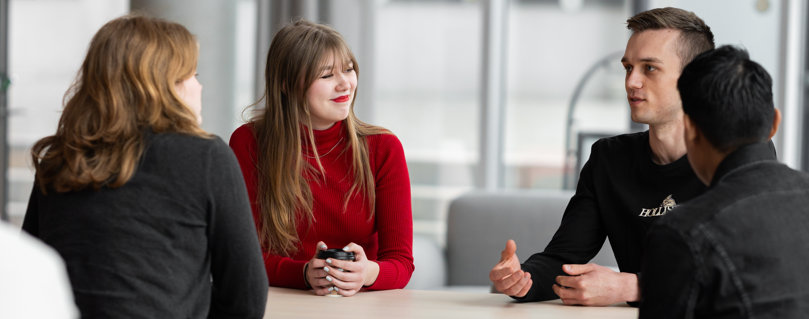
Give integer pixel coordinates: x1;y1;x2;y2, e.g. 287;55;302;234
251;20;389;256
32;15;207;193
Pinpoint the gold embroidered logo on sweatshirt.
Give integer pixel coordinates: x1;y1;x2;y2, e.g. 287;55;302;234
638;194;677;217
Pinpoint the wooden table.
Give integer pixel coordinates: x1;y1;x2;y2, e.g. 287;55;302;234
263;287;638;318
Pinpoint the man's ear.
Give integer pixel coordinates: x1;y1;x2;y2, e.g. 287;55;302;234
683;114;700;144
769;108;782;139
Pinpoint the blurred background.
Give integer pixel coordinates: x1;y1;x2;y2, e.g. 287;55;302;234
1;0;805;245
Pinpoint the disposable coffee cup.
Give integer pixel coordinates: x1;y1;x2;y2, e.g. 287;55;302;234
317;249;356;261
316;249;355;297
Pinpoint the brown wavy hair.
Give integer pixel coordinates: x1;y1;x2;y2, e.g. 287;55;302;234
250;20;389;256
627;7;715;68
31;15;207;194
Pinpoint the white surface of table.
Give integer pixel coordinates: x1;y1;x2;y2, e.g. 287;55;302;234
263;287;638;318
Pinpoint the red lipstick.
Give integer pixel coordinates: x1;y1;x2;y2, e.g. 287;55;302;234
332;95;350;103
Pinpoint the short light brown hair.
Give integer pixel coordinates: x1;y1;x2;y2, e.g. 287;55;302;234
627;7;715;68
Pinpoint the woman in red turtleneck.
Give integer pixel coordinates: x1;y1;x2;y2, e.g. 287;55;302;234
229;19;413;297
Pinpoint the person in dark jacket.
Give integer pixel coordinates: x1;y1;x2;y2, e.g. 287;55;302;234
22;15;268;318
489;7;714;306
640;45;808;318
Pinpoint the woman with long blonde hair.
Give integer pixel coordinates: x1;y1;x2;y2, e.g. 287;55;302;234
22;15;267;317
230;19;414;296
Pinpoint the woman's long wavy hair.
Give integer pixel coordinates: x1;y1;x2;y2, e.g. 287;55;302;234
251;20;389;256
31;15;207;194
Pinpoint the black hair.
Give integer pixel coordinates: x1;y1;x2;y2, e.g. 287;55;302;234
678;45;774;152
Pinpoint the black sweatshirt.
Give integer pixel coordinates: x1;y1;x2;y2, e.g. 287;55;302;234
518;131;706;302
23;132;268;318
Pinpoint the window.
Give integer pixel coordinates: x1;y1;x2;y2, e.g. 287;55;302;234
503;0;629;190
370;1;482;242
5;0;130;225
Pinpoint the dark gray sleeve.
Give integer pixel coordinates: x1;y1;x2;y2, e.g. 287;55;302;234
205;138;268;319
21;183;40;237
516;142;607;302
639;223;698;319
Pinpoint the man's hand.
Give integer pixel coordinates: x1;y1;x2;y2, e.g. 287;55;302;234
489;240;532;297
552;263;639;306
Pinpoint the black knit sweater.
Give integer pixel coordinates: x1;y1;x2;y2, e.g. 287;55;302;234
23;132;268;318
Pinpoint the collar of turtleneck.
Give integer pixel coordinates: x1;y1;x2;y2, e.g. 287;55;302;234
302;120;346;158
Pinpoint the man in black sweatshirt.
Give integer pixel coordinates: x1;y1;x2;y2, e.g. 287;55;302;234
489;7;715;305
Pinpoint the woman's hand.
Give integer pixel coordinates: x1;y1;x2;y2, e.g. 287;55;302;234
304;241;333;296
322;242;379;297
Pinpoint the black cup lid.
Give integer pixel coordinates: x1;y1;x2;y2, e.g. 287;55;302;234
316;248;355;260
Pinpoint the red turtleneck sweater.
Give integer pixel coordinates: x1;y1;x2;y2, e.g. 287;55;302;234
229;121;414;290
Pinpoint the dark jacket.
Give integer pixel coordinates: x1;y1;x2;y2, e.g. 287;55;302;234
640;141;809;318
23;132;268;319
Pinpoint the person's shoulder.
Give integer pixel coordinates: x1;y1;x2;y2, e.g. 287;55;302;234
364;129;407;169
0;222;58;264
593;131;647;150
230;123;255;144
151;131;224;150
366;130;401;146
759;161;809;185
365;129;405;156
0;222;79;318
586;131;647;162
149;132;232;163
228;123;258;161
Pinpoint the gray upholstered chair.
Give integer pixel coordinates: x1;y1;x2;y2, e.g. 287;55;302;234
445;190;617;288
